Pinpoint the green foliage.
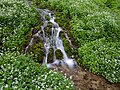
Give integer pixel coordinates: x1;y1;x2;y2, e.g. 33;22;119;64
1;0;119;85
78;38;120;83
31;0;75;60
70;1;120;83
71;10;120;46
0;52;75;90
33;0;120;83
104;0;120;9
0;1;75;89
0;0;37;52
33;0;120;45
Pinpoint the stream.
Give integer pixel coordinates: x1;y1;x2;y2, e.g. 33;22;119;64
25;8;76;70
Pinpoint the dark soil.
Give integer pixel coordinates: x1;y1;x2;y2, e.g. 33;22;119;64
52;64;120;90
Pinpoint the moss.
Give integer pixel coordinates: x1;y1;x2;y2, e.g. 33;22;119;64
24;31;44;63
22;1;78;62
30;43;44;63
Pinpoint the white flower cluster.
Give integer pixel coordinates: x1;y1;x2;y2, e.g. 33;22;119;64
0;0;36;52
0;53;75;90
0;0;30;19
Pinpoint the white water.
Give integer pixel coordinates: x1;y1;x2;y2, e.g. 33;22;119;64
25;9;76;70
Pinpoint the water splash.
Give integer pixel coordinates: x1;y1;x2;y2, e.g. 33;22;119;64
25;9;76;70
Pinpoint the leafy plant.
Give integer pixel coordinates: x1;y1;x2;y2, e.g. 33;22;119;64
71;9;120;46
0;0;75;89
78;38;120;83
0;52;75;90
32;0;120;83
104;0;120;9
0;0;37;53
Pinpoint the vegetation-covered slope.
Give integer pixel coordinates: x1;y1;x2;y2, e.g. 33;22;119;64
33;0;120;83
0;0;36;52
0;0;75;89
0;52;74;90
0;1;120;90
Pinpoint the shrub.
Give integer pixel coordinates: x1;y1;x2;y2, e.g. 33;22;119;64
0;52;75;90
78;38;120;83
0;0;37;52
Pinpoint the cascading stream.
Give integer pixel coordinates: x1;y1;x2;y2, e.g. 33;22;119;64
25;9;76;70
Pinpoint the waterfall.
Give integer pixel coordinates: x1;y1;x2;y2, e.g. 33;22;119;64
25;9;76;70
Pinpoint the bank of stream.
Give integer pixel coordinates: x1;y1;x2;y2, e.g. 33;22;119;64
24;8;120;90
24;1;120;89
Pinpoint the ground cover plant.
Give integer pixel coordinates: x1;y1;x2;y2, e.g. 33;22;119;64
33;0;120;83
0;52;74;90
1;0;120;89
0;0;36;52
78;38;120;83
0;0;75;89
